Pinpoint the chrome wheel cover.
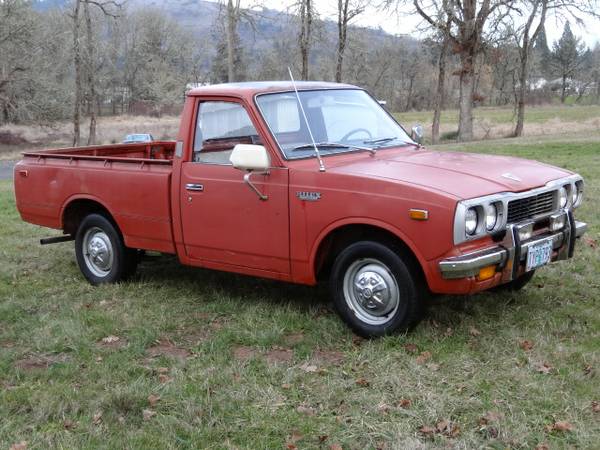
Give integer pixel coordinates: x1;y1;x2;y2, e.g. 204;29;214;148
82;227;114;277
342;258;400;325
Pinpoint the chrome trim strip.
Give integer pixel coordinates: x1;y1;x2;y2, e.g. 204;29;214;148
519;233;564;260
575;221;587;238
438;247;507;279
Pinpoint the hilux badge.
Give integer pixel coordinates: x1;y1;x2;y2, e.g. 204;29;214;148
502;172;521;182
296;191;321;201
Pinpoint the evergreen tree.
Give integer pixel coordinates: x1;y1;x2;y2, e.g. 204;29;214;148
551;22;586;103
210;32;245;84
532;25;551;76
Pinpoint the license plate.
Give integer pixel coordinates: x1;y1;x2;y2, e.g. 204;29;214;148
526;238;553;271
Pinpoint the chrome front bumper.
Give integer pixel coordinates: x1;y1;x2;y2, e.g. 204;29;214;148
439;212;587;280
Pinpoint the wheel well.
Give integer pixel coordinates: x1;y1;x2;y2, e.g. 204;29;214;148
62;199;116;236
314;224;427;287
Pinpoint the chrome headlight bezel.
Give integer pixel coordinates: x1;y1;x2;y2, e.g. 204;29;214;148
453;174;584;244
572;180;584;208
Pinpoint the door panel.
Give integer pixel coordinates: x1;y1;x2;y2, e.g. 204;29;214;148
180;163;289;274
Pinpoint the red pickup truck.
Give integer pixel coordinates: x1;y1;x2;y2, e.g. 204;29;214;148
14;81;587;336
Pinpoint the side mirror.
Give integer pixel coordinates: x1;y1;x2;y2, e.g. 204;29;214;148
230;144;270;172
410;125;423;144
230;144;270;201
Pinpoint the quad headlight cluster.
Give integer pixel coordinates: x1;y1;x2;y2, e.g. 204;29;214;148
462;201;504;239
453;175;584;244
558;181;584;209
463;202;501;237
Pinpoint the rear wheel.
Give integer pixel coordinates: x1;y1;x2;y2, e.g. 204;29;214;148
330;241;425;337
75;213;137;285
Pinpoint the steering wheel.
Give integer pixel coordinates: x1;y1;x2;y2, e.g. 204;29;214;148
340;128;372;143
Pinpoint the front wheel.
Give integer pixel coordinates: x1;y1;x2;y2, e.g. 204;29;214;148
75;213;138;285
330;241;424;337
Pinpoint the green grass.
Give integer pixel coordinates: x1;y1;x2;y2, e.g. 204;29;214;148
393;104;600;127
1;138;599;449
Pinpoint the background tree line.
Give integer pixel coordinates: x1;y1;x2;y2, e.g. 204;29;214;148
0;0;598;143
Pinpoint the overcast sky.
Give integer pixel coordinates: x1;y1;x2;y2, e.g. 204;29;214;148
248;0;599;48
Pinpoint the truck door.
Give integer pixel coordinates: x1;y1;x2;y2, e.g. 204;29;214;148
180;99;290;275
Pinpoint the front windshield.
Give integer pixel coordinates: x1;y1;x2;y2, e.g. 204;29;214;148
255;89;413;159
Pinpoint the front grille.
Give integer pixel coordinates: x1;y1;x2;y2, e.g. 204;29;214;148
507;190;555;223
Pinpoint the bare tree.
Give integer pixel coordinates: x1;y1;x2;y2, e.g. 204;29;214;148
226;0;240;82
71;0;83;146
299;0;314;80
84;1;98;144
511;0;547;136
432;12;452;143
70;0;120;145
335;0;366;82
0;0;33;123
395;0;513;141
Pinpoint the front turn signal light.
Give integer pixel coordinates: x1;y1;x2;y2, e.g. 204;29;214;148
409;209;429;220
477;265;496;281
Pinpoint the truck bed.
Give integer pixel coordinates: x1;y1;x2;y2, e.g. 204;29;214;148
14;142;177;254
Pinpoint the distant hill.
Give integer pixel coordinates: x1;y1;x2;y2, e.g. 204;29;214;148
32;0;418;57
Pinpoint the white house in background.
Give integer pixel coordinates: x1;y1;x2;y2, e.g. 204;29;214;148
528;77;548;90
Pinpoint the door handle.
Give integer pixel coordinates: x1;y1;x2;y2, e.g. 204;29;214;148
185;183;204;192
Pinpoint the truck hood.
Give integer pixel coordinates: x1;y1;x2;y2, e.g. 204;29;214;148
327;148;572;199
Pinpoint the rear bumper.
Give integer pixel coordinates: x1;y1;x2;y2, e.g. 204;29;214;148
439;211;586;281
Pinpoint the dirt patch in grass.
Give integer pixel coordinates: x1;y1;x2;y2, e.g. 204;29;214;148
283;332;305;346
14;353;69;371
312;349;345;366
180;329;212;346
147;339;191;361
233;346;259;362
265;347;294;365
0;340;15;348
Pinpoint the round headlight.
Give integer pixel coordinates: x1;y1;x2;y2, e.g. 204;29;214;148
558;186;568;208
485;203;498;231
465;207;478;235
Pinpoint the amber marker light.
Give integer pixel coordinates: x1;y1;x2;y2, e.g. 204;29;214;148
409;209;429;220
477;265;496;281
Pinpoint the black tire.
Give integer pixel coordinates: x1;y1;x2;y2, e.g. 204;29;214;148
329;241;425;337
495;270;535;292
74;213;138;285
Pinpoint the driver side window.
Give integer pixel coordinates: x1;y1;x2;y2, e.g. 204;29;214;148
193;101;261;164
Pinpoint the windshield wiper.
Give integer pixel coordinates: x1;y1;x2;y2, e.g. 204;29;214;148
292;142;376;155
363;136;397;145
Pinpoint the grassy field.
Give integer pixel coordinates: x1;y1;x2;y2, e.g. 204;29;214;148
393;104;600;142
394;104;600;127
1;137;599;449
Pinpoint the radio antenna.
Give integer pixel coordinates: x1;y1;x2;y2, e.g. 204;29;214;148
287;67;325;172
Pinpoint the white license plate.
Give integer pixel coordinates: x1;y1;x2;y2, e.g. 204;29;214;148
526;238;553;271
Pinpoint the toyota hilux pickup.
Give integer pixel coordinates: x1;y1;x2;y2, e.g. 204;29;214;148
14;81;587;336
